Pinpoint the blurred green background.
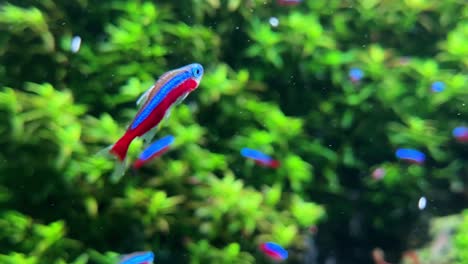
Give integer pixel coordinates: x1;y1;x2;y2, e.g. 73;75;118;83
0;0;468;263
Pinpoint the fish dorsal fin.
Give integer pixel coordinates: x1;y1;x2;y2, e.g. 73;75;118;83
136;84;155;108
136;70;174;108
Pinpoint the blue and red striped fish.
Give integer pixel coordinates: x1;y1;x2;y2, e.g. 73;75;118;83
260;242;288;261
453;126;468;143
277;0;302;6
118;251;154;264
133;135;175;169
395;148;425;164
431;81;445;93
240;148;280;168
349;68;364;83
105;63;204;178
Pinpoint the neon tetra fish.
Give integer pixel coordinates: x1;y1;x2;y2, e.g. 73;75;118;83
395;148;425;164
349;67;364;83
277;0;302;6
119;251;154;264
105;63;204;179
260;242;288;261
133;135;175;169
240;148;280;168
453;126;468;143
431;81;445;93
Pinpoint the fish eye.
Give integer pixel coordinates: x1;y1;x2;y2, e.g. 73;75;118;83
191;65;203;78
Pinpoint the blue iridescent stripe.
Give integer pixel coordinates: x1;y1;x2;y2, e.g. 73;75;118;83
140;135;175;161
264;242;288;259
453;126;468;137
240;148;273;163
131;71;191;129
395;148;425;162
119;251;154;264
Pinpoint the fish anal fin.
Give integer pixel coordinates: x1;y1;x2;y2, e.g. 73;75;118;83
174;92;189;106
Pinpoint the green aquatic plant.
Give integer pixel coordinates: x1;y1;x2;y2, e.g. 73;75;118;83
455;211;468;264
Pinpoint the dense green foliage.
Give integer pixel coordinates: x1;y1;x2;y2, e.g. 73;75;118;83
0;0;467;263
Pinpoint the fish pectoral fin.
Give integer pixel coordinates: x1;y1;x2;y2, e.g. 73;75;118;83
174;92;189;106
140;126;159;148
163;107;172;121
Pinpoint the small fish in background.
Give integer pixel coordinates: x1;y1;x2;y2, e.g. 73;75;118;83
277;0;302;6
430;81;445;93
395;148;425;164
70;35;82;53
240;148;280;168
372;248;391;264
260;242;288;261
402;250;420;264
348;68;364;83
418;196;427;210
397;56;411;66
308;225;318;235
371;167;385;180
388;56;411;67
100;63;204;180
133;135;175;169
119;251;154;264
269;17;280;27
452;126;468;143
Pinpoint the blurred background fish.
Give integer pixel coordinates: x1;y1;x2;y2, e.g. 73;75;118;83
118;251;154;264
133;135;175;169
240;147;280;168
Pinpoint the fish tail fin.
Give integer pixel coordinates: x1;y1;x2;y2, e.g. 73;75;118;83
96;144;114;158
110;158;128;183
97;133;134;182
95;143;129;182
270;160;281;168
110;133;133;161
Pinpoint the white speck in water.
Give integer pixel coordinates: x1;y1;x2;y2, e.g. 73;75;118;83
418;196;427;210
71;35;82;53
269;17;279;27
235;26;239;30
